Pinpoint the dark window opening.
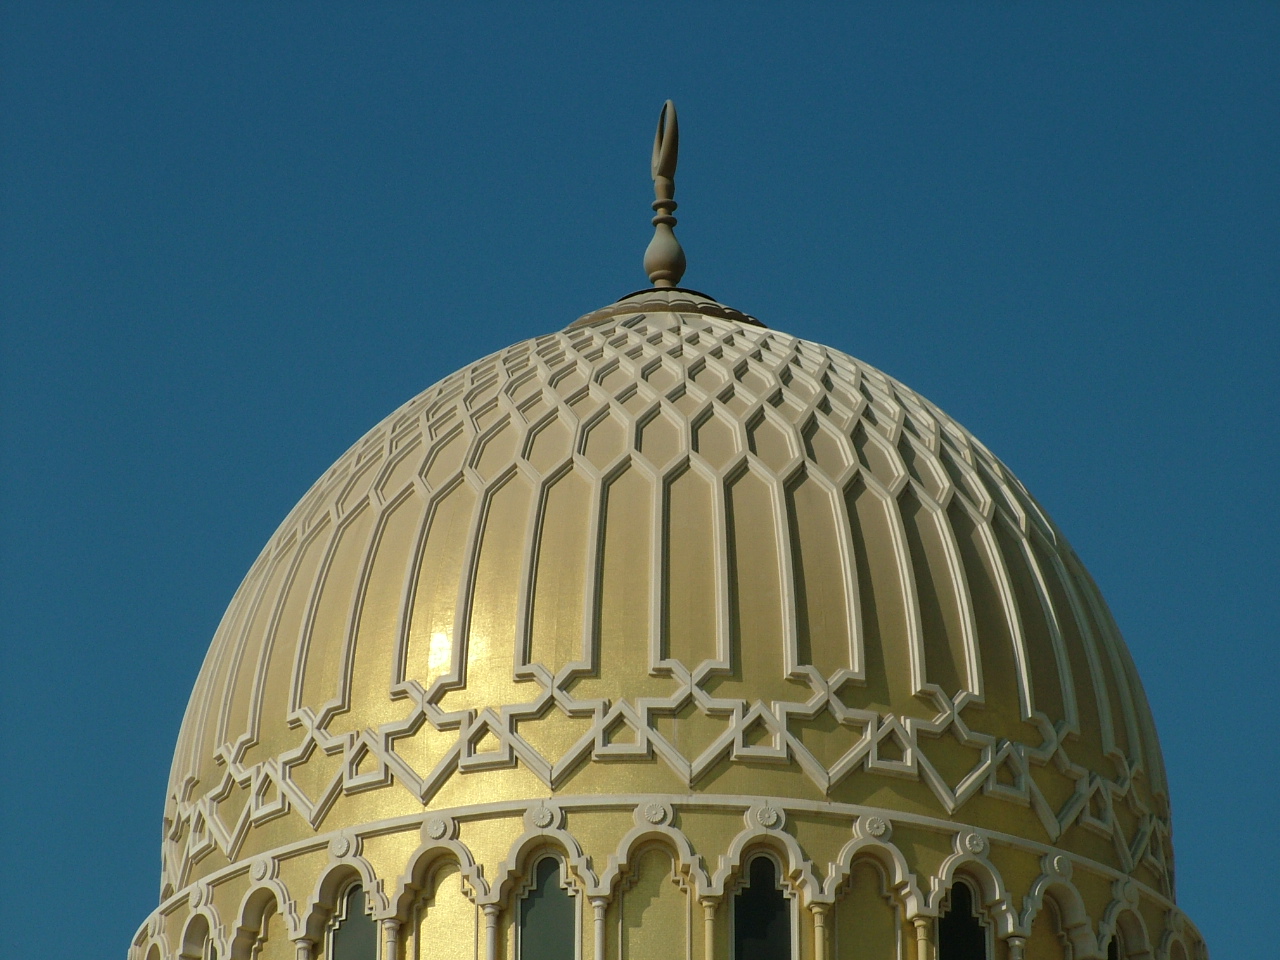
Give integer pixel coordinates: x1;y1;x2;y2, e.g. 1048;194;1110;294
734;856;791;960
1107;936;1121;960
520;856;576;960
332;884;378;960
938;881;986;960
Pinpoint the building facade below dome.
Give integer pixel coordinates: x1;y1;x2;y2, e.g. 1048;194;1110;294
131;290;1206;960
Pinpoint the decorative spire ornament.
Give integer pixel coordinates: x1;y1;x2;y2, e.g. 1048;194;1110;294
643;100;686;288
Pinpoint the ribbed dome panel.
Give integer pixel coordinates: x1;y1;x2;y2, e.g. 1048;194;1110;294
162;297;1171;898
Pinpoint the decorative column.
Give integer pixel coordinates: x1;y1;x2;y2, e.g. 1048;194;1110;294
293;940;314;960
811;904;830;960
381;918;401;960
590;897;608;960
912;917;935;960
700;899;718;960
1006;935;1026;960
483;904;501;960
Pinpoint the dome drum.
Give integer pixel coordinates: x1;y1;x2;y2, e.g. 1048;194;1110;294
134;792;1195;960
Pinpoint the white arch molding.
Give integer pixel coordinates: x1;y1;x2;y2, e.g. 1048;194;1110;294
131;794;1203;960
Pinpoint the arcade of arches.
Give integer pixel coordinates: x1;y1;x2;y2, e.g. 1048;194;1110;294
143;800;1190;960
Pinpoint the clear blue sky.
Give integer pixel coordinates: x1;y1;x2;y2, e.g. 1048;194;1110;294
2;4;1276;957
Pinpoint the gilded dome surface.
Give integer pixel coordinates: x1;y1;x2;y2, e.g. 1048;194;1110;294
164;289;1171;903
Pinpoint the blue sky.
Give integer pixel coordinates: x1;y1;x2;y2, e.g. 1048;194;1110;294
2;4;1276;957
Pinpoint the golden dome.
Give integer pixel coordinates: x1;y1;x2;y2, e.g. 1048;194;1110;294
140;101;1204;960
164;288;1172;904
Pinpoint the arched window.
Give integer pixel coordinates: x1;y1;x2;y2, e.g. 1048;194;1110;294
330;883;378;960
734;855;792;960
181;915;215;960
938;880;986;960
519;856;577;960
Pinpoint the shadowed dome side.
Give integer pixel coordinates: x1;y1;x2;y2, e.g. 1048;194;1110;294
162;292;1171;903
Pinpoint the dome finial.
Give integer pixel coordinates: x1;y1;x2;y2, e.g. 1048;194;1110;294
643;100;686;288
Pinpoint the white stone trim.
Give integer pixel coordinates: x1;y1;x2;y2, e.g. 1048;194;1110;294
132;792;1204;959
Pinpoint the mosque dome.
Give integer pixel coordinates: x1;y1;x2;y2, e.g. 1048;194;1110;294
132;105;1205;960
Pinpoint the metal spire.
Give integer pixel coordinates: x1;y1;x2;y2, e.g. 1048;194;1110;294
643;100;686;288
